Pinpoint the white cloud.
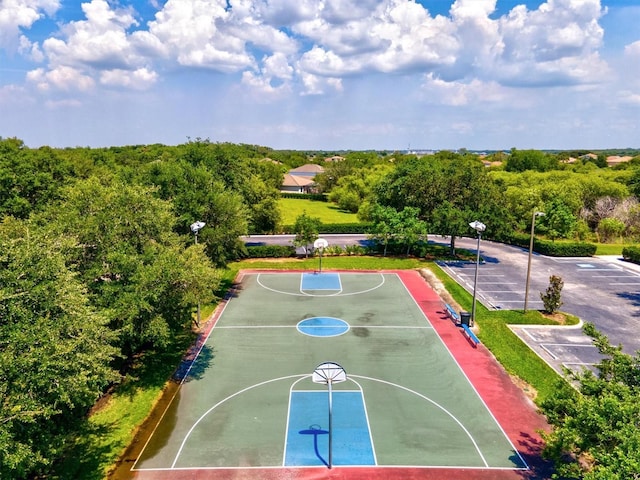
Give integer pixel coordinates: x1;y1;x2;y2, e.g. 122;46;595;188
298;71;342;95
421;73;510;106
0;0;59;50
625;40;640;58
144;0;263;71
100;68;158;90
42;0;142;69
27;66;95;91
494;0;608;85
9;0;615;99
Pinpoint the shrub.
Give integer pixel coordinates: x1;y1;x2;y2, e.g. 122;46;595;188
540;275;564;314
534;240;597;257
244;245;296;258
622;245;640;264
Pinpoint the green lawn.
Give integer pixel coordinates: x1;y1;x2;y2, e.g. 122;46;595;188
279;197;358;224
594;243;625;255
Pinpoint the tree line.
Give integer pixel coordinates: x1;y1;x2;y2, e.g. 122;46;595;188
1;137;640;478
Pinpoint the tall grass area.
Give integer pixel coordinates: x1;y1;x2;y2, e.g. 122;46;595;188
279;197;358;224
71;255;570;479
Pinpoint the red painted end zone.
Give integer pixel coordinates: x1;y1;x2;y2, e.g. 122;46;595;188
124;269;554;480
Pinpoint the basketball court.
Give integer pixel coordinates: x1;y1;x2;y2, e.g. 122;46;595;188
122;270;550;480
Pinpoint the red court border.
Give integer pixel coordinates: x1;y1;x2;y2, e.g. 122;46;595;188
121;269;554;480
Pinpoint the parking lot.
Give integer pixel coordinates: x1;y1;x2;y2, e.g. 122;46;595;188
436;238;640;375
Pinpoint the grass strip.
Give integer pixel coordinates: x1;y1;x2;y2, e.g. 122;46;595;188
430;264;568;404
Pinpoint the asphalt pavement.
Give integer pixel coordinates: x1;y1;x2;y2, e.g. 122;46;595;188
435;237;640;375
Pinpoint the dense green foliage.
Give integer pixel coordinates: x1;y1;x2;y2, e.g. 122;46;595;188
622;245;640;264
541;324;640;479
2;136;640;478
0;218;119;477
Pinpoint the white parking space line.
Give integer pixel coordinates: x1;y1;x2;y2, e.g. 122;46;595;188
592;275;639;278
610;282;640;286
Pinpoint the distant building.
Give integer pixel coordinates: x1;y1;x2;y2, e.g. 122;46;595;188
606;155;633;166
281;164;325;193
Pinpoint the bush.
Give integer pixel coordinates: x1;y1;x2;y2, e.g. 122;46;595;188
244;245;296;258
505;234;596;257
622;245;640;264
534;240;597;257
280;192;327;201
540;275;564;314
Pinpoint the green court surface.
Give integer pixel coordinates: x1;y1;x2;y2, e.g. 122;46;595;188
133;272;526;473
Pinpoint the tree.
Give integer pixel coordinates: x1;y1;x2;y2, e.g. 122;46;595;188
541;324;640;479
374;155;511;254
396;206;428;256
540;275;563;314
539;199;577;240
368;204;401;256
505;148;559;172
0;217;118;479
139;159;249;265
597;217;625;243
34;176;220;357
292;212;321;257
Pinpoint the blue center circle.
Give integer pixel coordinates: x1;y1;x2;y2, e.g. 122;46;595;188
297;317;350;337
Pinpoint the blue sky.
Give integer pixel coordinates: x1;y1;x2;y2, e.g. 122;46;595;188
0;0;638;150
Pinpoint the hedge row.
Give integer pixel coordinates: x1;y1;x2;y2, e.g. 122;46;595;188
622;246;640;264
280;222;373;234
507;233;596;257
244;245;296;258
280;192;327;201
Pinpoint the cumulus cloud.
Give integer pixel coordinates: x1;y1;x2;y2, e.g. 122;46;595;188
42;0;142;69
8;0;613;97
27;66;95;91
100;68;158;90
625;40;640;58
0;0;59;50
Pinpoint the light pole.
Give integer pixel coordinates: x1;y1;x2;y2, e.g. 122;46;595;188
524;211;544;312
190;221;206;327
469;220;486;325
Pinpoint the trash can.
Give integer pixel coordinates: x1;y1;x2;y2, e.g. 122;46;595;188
460;311;471;326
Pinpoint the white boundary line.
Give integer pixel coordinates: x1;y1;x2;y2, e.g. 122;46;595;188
256;272;386;297
135;271;527;473
130;290;235;472
397;272;528;471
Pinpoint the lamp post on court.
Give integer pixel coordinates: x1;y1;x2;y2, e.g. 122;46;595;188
190;221;206;327
524;211;544;312
469;220;486;325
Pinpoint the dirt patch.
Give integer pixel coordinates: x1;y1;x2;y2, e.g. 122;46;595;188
418;267;461;311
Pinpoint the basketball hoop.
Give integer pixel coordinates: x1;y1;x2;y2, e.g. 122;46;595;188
312;362;346;469
313;238;329;273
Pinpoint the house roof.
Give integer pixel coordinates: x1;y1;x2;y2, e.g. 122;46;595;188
289;164;325;175
282;174;316;187
606;155;633;165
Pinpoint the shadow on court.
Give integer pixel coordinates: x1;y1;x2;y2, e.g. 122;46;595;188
182;344;215;382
